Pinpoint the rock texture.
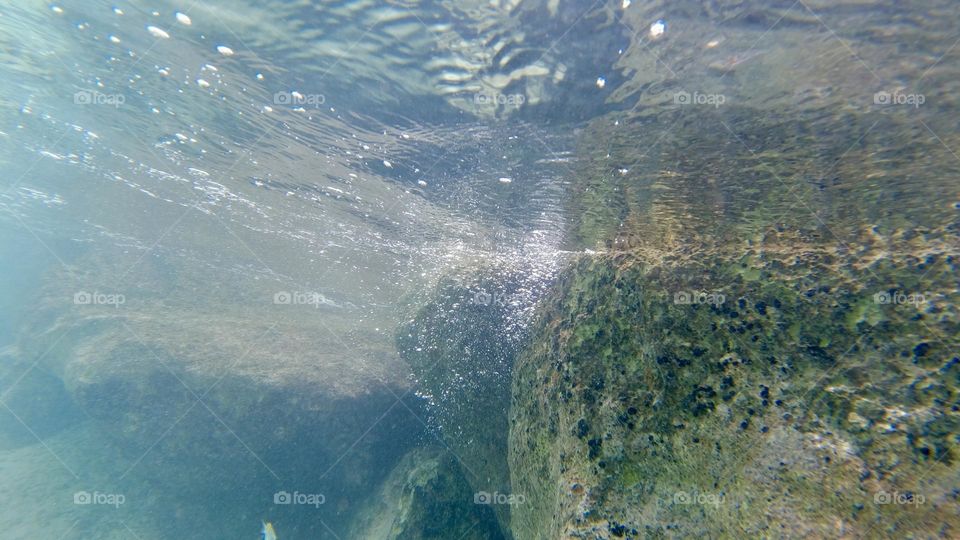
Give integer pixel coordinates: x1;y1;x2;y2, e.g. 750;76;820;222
15;250;424;534
349;446;505;539
398;269;530;537
507;100;960;538
388;90;960;537
511;250;959;538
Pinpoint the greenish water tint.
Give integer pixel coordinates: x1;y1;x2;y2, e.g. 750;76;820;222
1;0;958;538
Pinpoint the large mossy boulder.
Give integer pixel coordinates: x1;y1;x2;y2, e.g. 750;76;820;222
504;50;960;533
510;243;959;538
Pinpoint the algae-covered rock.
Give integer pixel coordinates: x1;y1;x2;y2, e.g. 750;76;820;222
510;83;960;536
349;446;505;539
510;246;959;538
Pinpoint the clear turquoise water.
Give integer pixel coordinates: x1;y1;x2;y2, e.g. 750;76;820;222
1;1;958;538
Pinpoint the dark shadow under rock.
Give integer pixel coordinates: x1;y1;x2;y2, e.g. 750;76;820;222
349;445;505;540
397;268;538;538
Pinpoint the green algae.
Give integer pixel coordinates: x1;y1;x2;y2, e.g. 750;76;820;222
510;248;959;538
349;446;505;540
507;102;959;537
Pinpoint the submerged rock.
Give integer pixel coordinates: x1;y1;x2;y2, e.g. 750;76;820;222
397;268;533;538
0;345;82;449
510;249;959;538
16;250;424;534
506;84;960;536
348;446;505;539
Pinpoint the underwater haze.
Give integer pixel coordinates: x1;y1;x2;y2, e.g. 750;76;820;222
1;0;958;538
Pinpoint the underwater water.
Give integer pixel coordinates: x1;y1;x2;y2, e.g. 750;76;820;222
1;0;958;538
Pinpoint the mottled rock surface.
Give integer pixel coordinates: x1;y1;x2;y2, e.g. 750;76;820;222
349;446;505;539
16;250;424;532
511;249;958;538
